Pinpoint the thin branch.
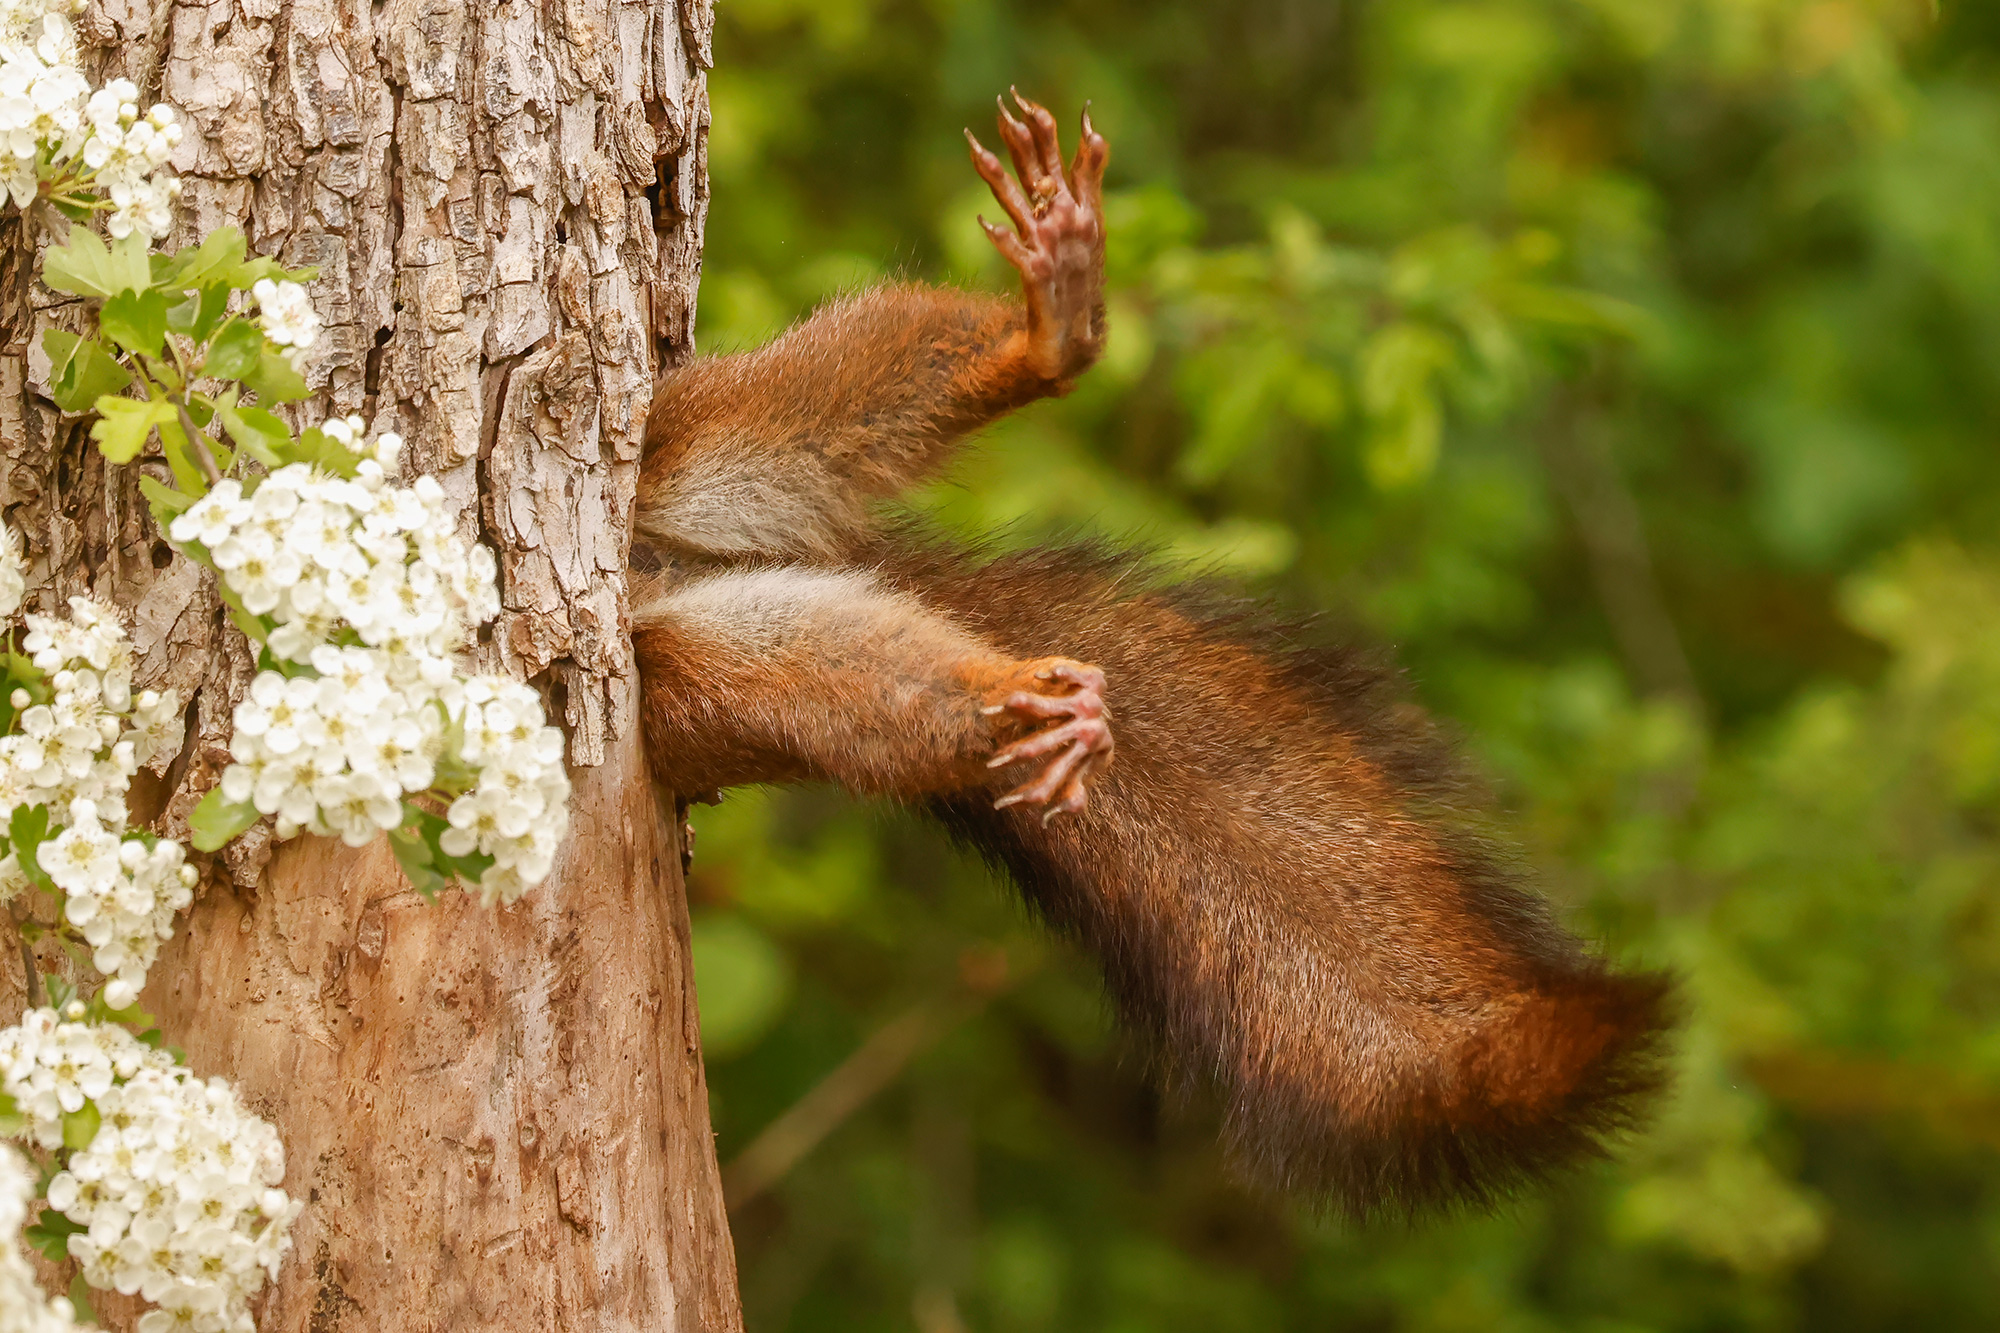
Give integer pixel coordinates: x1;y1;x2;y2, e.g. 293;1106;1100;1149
722;957;1020;1209
174;402;223;486
11;909;38;1009
1541;391;1704;721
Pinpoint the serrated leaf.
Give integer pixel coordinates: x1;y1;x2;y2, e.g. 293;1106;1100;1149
24;1210;84;1263
151;226;247;290
8;804;52;891
41;327;78;374
42;228;153;298
89;396;177;464
167;282;233;343
203;317;265;381
189;787;260;852
287;425;362;478
61;1100;99;1151
243;347;309;404
42;330;133;413
216;401;292;468
98;287;172;358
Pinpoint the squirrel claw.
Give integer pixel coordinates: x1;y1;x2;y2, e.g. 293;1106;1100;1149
985;658;1112;818
970;89;1108;382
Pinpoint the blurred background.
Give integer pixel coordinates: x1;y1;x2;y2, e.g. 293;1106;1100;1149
681;0;2000;1327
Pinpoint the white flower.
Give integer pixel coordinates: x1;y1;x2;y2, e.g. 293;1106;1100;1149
0;1143;84;1333
167;480;249;551
128;688;185;771
0;1015;301;1330
249;278;320;350
0;520;24;618
45;798;120;895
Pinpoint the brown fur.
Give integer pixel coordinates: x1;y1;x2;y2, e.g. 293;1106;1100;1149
629;98;1670;1217
882;539;1671;1213
638;286;1058;564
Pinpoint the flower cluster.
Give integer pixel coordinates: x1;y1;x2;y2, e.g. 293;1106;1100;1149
446;675;570;904
43;798;197;1010
0;522;22;619
169;420;567;905
1;1011;300;1333
169;444;498;664
80;80;183;241
0;582;190;1006
249;278;320;354
0;1;180;237
1;1144;83;1333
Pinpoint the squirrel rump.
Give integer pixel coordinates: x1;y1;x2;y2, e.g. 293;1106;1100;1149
630;92;1671;1216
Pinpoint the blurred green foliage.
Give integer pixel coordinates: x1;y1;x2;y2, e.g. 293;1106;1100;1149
682;0;2000;1326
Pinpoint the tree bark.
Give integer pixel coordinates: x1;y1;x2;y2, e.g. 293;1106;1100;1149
0;0;741;1327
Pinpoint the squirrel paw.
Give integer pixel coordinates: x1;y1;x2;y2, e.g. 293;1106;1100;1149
982;658;1114;822
964;90;1109;383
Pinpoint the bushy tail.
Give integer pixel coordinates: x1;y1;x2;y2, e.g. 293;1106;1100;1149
880;538;1673;1216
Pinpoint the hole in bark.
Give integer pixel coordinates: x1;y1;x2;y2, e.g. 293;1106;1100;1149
151;542;173;568
651;156;680;224
364;324;391;397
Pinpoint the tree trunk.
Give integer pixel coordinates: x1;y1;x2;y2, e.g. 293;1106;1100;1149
0;0;741;1327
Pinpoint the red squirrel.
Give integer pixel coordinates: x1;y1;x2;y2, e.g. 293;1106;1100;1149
631;93;1671;1216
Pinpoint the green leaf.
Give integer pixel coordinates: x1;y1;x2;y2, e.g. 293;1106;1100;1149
0;653;47;735
60;1100;99;1151
68;1273;97;1326
189;786;260;852
42;330;133;414
216;401;292;468
288;425;362;478
8;804;53;891
167;283;233;342
98;287;172;359
157;413;233;493
243;347;310;404
389;820;444;903
139;474;195;537
151;226;247;290
42;228;154;298
24;1210;84;1263
89;396;177;464
203;317;265;381
399;802;495;893
86;989;156;1026
41;974;73;1013
0;1088;24;1136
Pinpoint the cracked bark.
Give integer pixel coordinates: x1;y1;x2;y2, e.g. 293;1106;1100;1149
0;0;740;1328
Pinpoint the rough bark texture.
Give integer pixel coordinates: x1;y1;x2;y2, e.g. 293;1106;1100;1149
0;0;741;1327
